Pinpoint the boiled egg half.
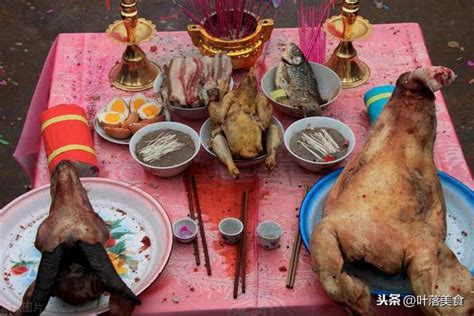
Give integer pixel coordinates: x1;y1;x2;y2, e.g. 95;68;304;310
130;93;148;113
106;97;130;118
137;102;162;120
97;111;126;128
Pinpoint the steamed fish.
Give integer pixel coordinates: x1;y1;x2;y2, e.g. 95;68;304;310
275;43;325;116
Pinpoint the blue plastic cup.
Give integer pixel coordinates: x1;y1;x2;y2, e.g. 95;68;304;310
363;85;395;124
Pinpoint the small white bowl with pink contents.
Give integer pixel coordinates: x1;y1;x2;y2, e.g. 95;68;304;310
172;218;198;243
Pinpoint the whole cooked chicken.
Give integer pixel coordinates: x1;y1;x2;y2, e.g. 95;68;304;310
208;68;281;178
15;160;141;316
310;66;473;315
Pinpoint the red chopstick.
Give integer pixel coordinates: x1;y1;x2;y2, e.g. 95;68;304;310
241;190;249;293
191;175;212;276
286;185;310;288
185;170;201;266
234;189;249;298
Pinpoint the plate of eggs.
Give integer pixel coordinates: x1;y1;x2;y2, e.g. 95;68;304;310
94;94;171;145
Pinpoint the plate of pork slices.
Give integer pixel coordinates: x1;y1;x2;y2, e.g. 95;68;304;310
153;53;233;120
300;168;474;296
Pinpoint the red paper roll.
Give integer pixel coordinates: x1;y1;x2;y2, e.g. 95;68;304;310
40;104;98;175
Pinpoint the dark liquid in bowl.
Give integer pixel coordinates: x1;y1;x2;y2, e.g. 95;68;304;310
290;127;348;162
136;129;195;167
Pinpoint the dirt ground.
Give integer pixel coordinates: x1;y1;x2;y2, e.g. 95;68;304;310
0;0;472;207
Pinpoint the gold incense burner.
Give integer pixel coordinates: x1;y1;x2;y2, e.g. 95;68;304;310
324;0;372;88
187;14;274;70
107;0;161;92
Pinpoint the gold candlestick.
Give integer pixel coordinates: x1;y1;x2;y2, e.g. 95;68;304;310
323;0;371;88
107;0;161;92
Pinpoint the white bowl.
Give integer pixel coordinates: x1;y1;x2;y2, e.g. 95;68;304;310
256;221;282;250
172;218;198;243
129;122;200;177
261;62;342;118
284;117;355;173
153;72;233;121
218;217;243;244
199;116;284;168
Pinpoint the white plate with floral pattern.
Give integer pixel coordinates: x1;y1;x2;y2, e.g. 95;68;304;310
0;178;173;315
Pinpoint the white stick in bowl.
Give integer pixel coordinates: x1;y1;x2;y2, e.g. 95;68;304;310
138;131;184;163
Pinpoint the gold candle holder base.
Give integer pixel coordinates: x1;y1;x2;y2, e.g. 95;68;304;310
323;5;372;89
325;40;371;89
108;44;161;92
107;2;161;92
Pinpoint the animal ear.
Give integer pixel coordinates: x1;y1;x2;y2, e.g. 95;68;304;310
407;66;456;92
78;241;141;306
50;167;60;198
28;244;65;314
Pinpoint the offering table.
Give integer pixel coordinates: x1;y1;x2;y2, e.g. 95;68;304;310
12;24;473;315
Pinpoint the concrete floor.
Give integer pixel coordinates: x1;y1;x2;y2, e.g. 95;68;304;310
0;0;472;207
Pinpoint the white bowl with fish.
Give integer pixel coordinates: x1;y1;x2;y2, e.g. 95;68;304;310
153;54;233;120
199;116;284;169
261;43;342;118
129;122;201;178
284;117;355;172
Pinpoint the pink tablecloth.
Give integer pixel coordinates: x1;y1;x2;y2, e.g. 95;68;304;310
13;24;473;315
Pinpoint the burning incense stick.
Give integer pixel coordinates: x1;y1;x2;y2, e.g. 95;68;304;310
298;0;334;63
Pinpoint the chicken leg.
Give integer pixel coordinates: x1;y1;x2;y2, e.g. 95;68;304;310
265;123;282;170
211;131;240;178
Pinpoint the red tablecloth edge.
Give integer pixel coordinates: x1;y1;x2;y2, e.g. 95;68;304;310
13;37;59;181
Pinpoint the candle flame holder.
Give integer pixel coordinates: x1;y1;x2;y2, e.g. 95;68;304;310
107;0;161;92
323;0;372;88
